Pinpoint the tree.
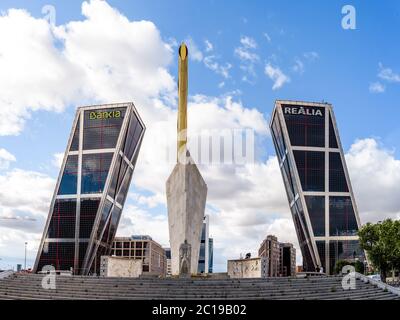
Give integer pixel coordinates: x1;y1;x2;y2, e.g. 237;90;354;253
358;219;400;283
334;259;364;274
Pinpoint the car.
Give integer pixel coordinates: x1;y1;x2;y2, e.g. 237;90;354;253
367;274;381;282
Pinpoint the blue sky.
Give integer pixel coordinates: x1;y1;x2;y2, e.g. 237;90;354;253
0;0;399;271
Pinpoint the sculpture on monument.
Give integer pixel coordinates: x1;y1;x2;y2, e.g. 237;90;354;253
179;240;191;277
166;43;208;276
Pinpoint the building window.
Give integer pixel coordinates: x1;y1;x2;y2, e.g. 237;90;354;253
37;242;75;272
58;155;78;195
316;241;326;272
283;105;325;147
122;113;143;161
305;196;325;237
79;198;100;239
294;151;325;192
329;197;358;236
329;152;349;192
329;240;364;273
271;115;286;161
329;114;339;149
83;108;126;150
70;116;80;152
81;153;113;194
48;199;76;238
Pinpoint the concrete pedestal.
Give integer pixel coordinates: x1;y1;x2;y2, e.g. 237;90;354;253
166;157;207;276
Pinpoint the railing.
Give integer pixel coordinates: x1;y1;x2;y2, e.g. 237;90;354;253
355;272;400;296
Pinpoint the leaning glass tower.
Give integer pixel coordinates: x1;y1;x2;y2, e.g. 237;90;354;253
270;100;365;274
34;103;145;275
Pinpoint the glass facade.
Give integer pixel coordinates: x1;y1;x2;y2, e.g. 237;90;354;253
329;115;339;149
58;155;78;195
271;102;364;274
316;241;326;271
47;199;76;239
81;153;113;194
329;240;364;273
305;196;325;237
35;104;145;275
198;216;213;274
329;152;348;192
208;238;213;273
294;151;325;192
329;196;358;236
283;105;325;147
83;108;126;150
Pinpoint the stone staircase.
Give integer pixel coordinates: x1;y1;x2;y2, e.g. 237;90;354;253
0;272;399;300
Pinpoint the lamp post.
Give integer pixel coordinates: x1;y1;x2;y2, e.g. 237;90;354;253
24;242;28;271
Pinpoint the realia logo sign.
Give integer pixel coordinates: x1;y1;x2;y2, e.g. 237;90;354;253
90;110;121;120
283;106;323;117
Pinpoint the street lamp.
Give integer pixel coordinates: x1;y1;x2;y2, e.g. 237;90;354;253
24;242;28;271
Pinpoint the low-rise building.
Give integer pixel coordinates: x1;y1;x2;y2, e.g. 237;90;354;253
111;235;166;276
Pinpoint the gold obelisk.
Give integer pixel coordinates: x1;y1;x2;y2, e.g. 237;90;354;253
177;43;188;163
166;42;208;276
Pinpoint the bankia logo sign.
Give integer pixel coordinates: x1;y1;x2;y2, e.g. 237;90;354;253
89;110;122;120
283;106;323;117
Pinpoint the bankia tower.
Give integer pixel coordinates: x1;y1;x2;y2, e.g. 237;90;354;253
270;100;365;274
34;103;145;275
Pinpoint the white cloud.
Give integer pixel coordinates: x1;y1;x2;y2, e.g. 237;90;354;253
203;56;232;79
0;169;55;218
240;36;257;49
303;51;319;61
292;59;305;74
185;37;203;62
204;39;213;52
52;152;64;168
0;149;16;170
263;32;272;43
132;94;270;201
264;63;290;90
0;0;175;136
234;47;259;63
235;36;260;83
369;82;385;93
378;63;400;83
0;9;83;136
346;138;400;223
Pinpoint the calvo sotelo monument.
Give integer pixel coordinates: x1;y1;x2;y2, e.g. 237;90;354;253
166;43;208;277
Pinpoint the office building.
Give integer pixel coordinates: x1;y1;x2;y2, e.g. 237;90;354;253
279;242;296;277
198;215;213;274
208;238;214;273
34;103;145;275
164;248;172;276
258;235;280;277
270;100;365;274
111;236;166;276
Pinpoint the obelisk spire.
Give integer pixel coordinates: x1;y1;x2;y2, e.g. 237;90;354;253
177;43;188;163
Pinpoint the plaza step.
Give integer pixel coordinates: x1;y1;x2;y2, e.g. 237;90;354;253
0;273;399;300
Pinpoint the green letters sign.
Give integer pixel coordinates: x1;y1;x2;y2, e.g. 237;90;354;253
89;110;121;120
